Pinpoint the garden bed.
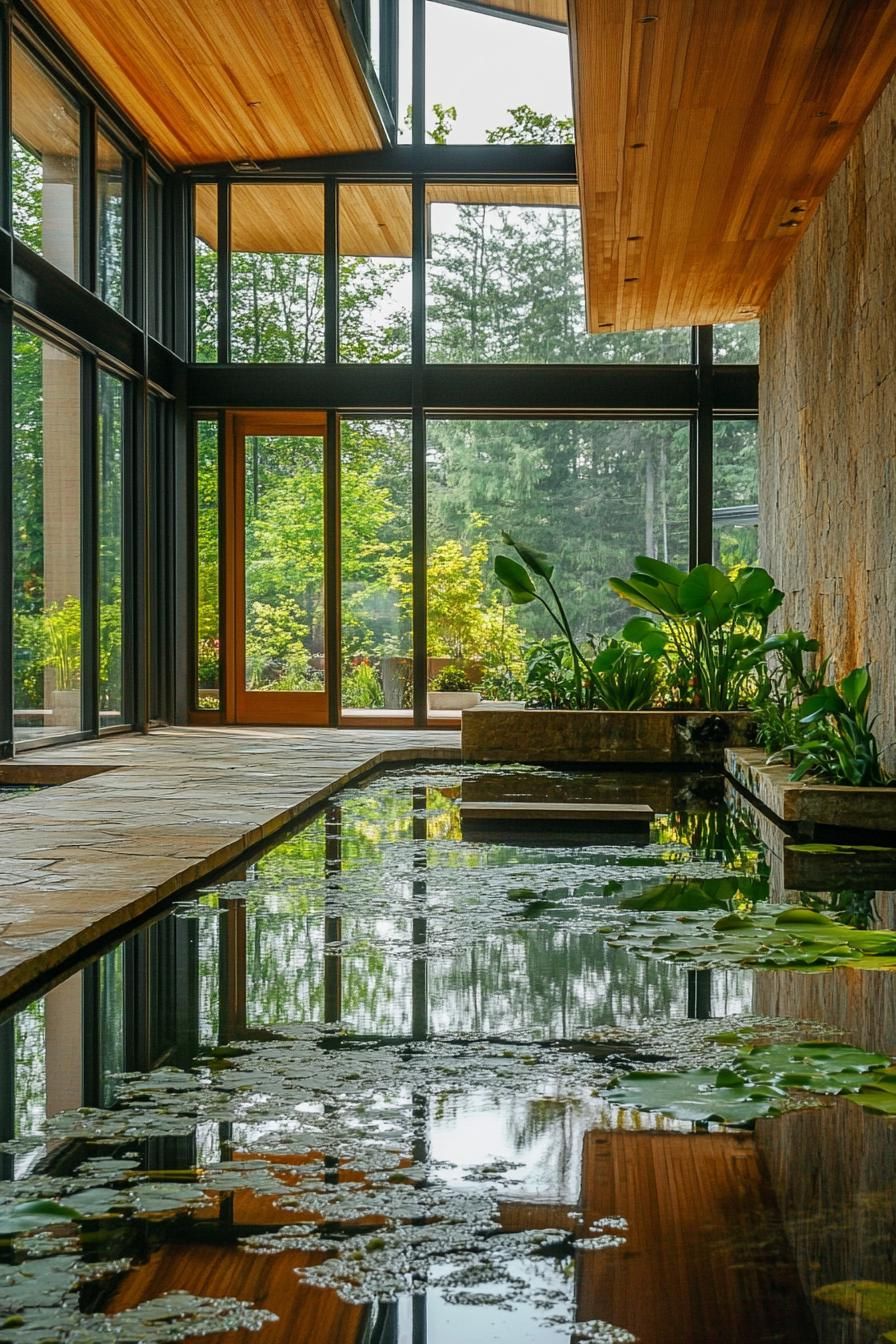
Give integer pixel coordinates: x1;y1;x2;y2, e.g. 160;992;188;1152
726;747;896;835
461;705;755;766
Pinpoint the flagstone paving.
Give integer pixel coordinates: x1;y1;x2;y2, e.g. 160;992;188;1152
0;726;460;1005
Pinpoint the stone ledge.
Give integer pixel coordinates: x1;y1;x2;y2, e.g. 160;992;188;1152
725;747;896;834
462;706;755;766
0;727;461;1008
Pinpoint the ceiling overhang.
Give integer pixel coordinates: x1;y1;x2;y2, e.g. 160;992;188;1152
569;0;896;332
196;182;579;258
31;0;386;166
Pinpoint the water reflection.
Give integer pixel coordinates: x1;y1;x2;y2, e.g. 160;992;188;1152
0;766;895;1343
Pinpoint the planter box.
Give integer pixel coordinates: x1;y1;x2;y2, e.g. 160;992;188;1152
726;747;896;835
429;690;481;711
461;705;755;766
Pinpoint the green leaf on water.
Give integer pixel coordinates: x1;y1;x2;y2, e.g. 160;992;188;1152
606;1040;892;1126
0;1200;82;1237
813;1280;896;1328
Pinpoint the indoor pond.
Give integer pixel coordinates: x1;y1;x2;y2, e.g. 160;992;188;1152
2;764;896;1344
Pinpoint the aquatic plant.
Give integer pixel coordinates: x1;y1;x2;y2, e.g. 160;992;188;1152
606;1040;891;1125
608;900;896;970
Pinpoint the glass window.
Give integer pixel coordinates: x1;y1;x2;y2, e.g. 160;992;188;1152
427;186;691;363
424;2;572;144
196;420;221;710
147;174;165;342
426;419;690;706
193;183;218;362
11;40;81;280
398;0;412;142
244;432;326;691
12;325;83;744
230;183;325;363
97;130;126;312
341;419;413;717
98;371;125;726
713;321;760;363
339;182;411;362
713;419;759;569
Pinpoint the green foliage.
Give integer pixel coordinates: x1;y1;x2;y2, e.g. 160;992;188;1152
431;665;474;692
341;660;385;709
197;638;220;688
612;557;783;709
522;639;578;709
753;628;830;754
609;898;896;970
776;665;893;786
589;638;659;710
496;533;593;707
606;1041;890;1126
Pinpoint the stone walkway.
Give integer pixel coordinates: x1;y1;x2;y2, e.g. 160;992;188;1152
0;726;460;1006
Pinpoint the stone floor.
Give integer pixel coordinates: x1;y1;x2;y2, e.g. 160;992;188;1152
0;726;460;1006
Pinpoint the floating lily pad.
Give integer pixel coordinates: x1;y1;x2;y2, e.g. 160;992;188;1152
606;1040;891;1126
813;1279;896;1328
609;902;896;971
0;1200;81;1238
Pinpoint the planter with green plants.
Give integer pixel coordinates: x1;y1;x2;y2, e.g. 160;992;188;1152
462;537;764;766
428;665;481;711
726;663;896;834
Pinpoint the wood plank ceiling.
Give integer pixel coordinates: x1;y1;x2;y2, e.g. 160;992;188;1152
568;0;896;331
32;0;385;166
195;182;579;257
475;0;569;24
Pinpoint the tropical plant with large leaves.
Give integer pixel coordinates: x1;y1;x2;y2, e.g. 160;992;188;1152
496;534;666;710
775;665;893;786
609;556;784;710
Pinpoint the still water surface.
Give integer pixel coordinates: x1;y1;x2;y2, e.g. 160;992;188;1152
1;765;895;1343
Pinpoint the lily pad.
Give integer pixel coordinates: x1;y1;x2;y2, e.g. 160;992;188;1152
606;1040;891;1126
0;1201;81;1238
813;1279;896;1328
605;1067;787;1124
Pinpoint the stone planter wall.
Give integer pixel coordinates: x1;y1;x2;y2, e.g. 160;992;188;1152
461;706;755;766
726;747;896;835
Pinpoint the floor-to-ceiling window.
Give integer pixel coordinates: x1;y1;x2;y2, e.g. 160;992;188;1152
2;15;175;755
426;418;690;705
11;325;83;743
98;370;126;727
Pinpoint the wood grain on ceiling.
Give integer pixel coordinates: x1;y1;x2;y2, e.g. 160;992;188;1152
569;0;896;331
476;0;568;24
195;181;578;257
33;0;385;166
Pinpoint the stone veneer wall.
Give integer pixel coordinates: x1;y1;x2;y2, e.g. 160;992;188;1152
760;72;896;767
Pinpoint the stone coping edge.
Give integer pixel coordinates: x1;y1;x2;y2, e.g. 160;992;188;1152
725;747;896;833
0;744;461;1011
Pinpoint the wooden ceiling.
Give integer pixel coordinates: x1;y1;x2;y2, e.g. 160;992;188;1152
477;0;569;24
32;0;385;166
569;0;896;331
195;181;579;257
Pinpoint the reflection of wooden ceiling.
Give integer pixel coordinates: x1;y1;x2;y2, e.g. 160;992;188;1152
32;0;385;166
569;0;896;331
195;181;579;257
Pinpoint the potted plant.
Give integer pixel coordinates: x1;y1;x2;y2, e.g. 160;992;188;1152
428;665;481;711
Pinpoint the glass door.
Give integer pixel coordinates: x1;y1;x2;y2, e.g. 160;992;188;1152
225;411;329;725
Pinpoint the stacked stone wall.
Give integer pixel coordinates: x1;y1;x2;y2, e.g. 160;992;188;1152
760;73;896;766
